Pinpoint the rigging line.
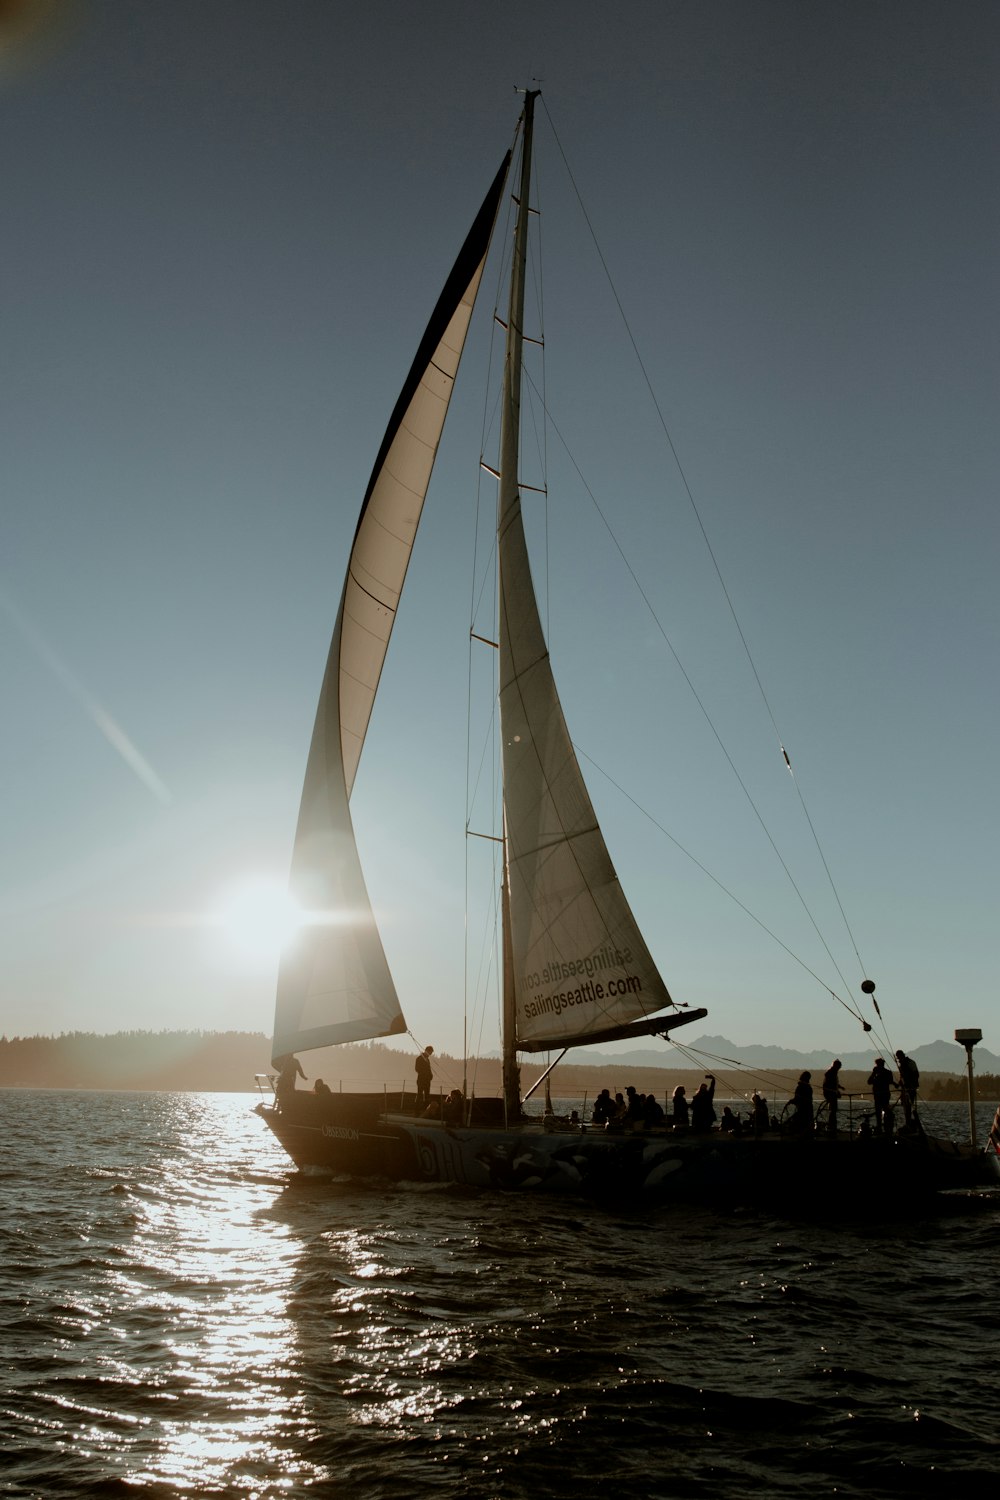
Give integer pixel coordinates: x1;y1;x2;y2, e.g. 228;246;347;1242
466;699;500;837
666;1059;807;1117
575;743;866;1025
540;96;868;987
469;852;502;1062
669;1039;838;1096
526;361;857;1010
679;991;895;1083
782;753;867;980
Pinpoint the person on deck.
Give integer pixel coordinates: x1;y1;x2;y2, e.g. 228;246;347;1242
414;1045;434;1114
895;1050;920;1128
750;1092;770;1135
624;1086;644;1124
790;1071;814;1134
644;1093;665;1127
442;1088;464;1125
867;1058;893;1133
690;1075;716;1133
822;1060;843;1136
592;1089;614;1125
313;1078;331;1096
671;1085;690;1129
275;1054;306;1109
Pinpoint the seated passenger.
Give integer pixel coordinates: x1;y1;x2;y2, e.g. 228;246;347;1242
750;1092;769;1134
592;1089;614;1125
442;1089;464;1125
644;1093;665;1127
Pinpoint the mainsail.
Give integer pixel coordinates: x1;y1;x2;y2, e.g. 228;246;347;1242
272;158;510;1064
497;95;675;1055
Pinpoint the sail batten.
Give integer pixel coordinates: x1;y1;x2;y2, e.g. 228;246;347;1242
272;157;511;1064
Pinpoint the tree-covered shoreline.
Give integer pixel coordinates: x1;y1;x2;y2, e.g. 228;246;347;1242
1;1031;996;1103
0;1031;273;1092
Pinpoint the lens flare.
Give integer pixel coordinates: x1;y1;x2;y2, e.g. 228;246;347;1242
218;877;301;962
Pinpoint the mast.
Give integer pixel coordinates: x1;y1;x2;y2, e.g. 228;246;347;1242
499;90;538;1121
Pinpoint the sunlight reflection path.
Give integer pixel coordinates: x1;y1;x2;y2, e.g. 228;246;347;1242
112;1095;332;1494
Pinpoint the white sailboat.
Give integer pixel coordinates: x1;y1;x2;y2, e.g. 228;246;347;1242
256;94;997;1201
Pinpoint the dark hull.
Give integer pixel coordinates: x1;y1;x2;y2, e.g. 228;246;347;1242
256;1094;1000;1203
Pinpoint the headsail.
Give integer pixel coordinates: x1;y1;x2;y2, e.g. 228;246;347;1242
497;96;675;1055
272;157;511;1064
498;502;678;1053
340;156;511;792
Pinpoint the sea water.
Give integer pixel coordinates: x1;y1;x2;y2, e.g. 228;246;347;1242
1;1090;998;1498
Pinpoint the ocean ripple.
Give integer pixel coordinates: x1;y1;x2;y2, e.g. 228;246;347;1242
1;1090;998;1498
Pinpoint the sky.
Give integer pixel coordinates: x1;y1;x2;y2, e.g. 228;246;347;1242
2;1;997;1066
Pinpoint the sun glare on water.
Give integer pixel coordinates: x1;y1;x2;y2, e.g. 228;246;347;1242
217;876;302;963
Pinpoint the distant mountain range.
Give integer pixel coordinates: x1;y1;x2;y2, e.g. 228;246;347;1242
4;1031;995;1092
561;1034;1000;1077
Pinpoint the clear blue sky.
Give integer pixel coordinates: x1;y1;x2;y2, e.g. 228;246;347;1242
2;1;997;1063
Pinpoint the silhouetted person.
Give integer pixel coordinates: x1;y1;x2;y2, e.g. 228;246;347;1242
790;1071;813;1134
414;1045;434;1114
690;1075;716;1133
644;1093;665;1127
867;1058;893;1133
313;1077;331;1096
592;1089;614;1125
624;1086;644;1123
823;1059;843;1136
750;1092;770;1135
671;1085;690;1128
442;1088;464;1125
275;1054;305;1109
895;1050;920;1127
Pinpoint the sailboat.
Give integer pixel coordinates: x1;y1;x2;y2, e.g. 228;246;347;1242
256;94;998;1202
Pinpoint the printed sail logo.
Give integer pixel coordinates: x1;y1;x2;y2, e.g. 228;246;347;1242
524;944;634;988
520;945;639;1021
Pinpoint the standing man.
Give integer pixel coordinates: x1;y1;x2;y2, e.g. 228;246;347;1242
895;1049;920;1128
867;1057;893;1133
790;1072;814;1134
414;1045;434;1114
275;1054;306;1110
822;1059;843;1136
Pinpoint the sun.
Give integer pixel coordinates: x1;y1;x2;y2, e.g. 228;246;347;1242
217;876;302;963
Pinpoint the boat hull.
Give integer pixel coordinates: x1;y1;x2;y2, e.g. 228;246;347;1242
256;1096;1000;1203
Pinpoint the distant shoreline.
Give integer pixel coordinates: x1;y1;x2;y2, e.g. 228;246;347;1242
1;1031;994;1101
